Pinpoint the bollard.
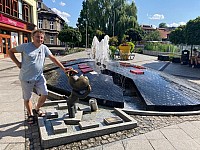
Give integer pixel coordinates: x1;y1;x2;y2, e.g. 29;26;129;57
89;98;98;111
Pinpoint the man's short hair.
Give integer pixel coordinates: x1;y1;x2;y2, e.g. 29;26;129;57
31;29;45;37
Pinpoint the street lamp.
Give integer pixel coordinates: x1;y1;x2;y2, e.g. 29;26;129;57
85;0;88;49
86;20;88;49
113;11;115;37
88;34;90;48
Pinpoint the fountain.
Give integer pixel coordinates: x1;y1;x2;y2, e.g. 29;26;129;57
90;35;111;68
90;36;99;59
38;35;200;149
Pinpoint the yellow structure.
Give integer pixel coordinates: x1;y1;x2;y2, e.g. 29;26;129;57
119;45;131;60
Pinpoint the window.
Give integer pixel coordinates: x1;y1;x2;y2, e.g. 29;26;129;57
0;0;4;12
13;0;18;17
38;20;43;29
18;0;22;19
23;3;29;22
50;21;54;30
37;2;41;9
50;36;54;44
5;0;11;15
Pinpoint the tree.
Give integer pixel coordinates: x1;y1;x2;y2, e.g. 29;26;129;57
159;23;167;28
76;0;138;45
125;28;144;42
185;17;200;46
169;25;186;45
144;30;161;41
58;28;82;48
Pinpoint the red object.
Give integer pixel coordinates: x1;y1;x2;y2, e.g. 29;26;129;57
130;69;144;74
81;68;93;73
78;65;90;69
120;62;132;67
78;63;90;69
133;65;146;69
0;14;25;29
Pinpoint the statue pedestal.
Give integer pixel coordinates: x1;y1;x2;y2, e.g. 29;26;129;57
64;111;83;125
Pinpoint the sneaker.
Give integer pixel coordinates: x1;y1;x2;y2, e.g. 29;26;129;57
192;65;195;68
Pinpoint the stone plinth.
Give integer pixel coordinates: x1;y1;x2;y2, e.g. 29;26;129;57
64;111;83;125
45;109;58;119
104;116;123;125
79;121;99;130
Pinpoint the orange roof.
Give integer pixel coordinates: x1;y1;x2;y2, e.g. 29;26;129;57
158;29;171;39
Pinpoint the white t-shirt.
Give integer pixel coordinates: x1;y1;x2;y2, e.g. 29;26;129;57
16;42;52;81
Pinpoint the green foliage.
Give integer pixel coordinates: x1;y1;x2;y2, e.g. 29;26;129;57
169;17;200;46
76;0;138;46
169;25;186;45
109;45;118;59
127;42;135;53
109;36;118;46
58;28;82;45
159;23;167;28
125;28;144;42
144;30;161;41
144;42;178;53
185;16;200;45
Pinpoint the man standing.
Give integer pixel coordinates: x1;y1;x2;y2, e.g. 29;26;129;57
8;29;67;124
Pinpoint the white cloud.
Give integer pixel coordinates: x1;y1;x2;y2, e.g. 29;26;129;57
127;1;131;4
59;1;66;6
52;0;55;2
152;25;157;29
51;8;70;23
167;22;186;27
149;14;164;20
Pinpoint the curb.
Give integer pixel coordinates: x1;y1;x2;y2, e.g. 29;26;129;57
123;109;200;116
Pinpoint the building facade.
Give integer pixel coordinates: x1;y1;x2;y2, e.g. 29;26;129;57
37;0;65;46
0;0;37;58
141;25;174;41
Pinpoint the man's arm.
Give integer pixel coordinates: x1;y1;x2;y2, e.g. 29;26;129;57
48;54;66;71
8;48;21;69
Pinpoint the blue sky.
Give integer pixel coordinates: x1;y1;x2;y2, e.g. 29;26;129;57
43;0;200;28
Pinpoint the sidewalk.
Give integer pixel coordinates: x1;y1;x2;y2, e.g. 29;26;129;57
89;120;200;150
0;51;200;150
0;57;25;149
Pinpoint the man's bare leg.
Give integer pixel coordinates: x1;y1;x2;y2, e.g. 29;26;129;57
24;100;33;116
195;57;198;65
35;95;47;111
